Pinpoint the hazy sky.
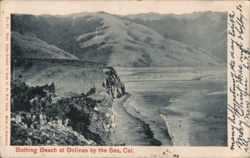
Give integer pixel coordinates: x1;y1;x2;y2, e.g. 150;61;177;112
2;1;234;15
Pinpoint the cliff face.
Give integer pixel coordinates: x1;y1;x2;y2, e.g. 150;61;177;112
11;67;125;145
103;67;126;99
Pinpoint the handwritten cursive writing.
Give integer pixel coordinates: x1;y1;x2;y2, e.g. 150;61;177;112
228;4;250;152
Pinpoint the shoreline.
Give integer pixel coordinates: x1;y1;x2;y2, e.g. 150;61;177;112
122;92;173;146
111;93;162;146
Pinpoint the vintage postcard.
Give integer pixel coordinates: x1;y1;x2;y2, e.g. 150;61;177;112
0;0;249;158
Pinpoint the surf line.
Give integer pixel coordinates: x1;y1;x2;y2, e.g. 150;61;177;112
120;93;171;146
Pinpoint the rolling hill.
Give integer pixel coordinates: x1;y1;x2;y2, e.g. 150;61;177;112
11;31;78;59
124;11;227;62
11;11;227;67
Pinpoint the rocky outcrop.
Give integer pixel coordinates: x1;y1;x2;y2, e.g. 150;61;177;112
11;67;125;146
103;67;125;99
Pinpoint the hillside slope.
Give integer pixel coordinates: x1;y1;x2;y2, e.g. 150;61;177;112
70;12;223;67
11;31;78;59
124;11;227;62
11;12;226;67
11;67;125;145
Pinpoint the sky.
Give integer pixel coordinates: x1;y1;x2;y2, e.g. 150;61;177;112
2;1;234;15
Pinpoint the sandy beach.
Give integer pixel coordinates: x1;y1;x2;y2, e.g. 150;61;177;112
161;90;227;146
114;67;227;146
111;94;162;146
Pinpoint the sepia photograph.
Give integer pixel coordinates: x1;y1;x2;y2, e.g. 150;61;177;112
0;1;249;158
10;10;227;146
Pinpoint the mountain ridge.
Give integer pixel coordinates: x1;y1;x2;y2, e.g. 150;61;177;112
123;11;227;62
11;11;227;67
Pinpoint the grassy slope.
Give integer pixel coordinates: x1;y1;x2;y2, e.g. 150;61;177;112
124;11;227;62
11;12;224;67
12;59;105;95
12;31;78;59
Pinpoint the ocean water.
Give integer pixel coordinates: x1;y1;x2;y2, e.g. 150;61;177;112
115;67;227;146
